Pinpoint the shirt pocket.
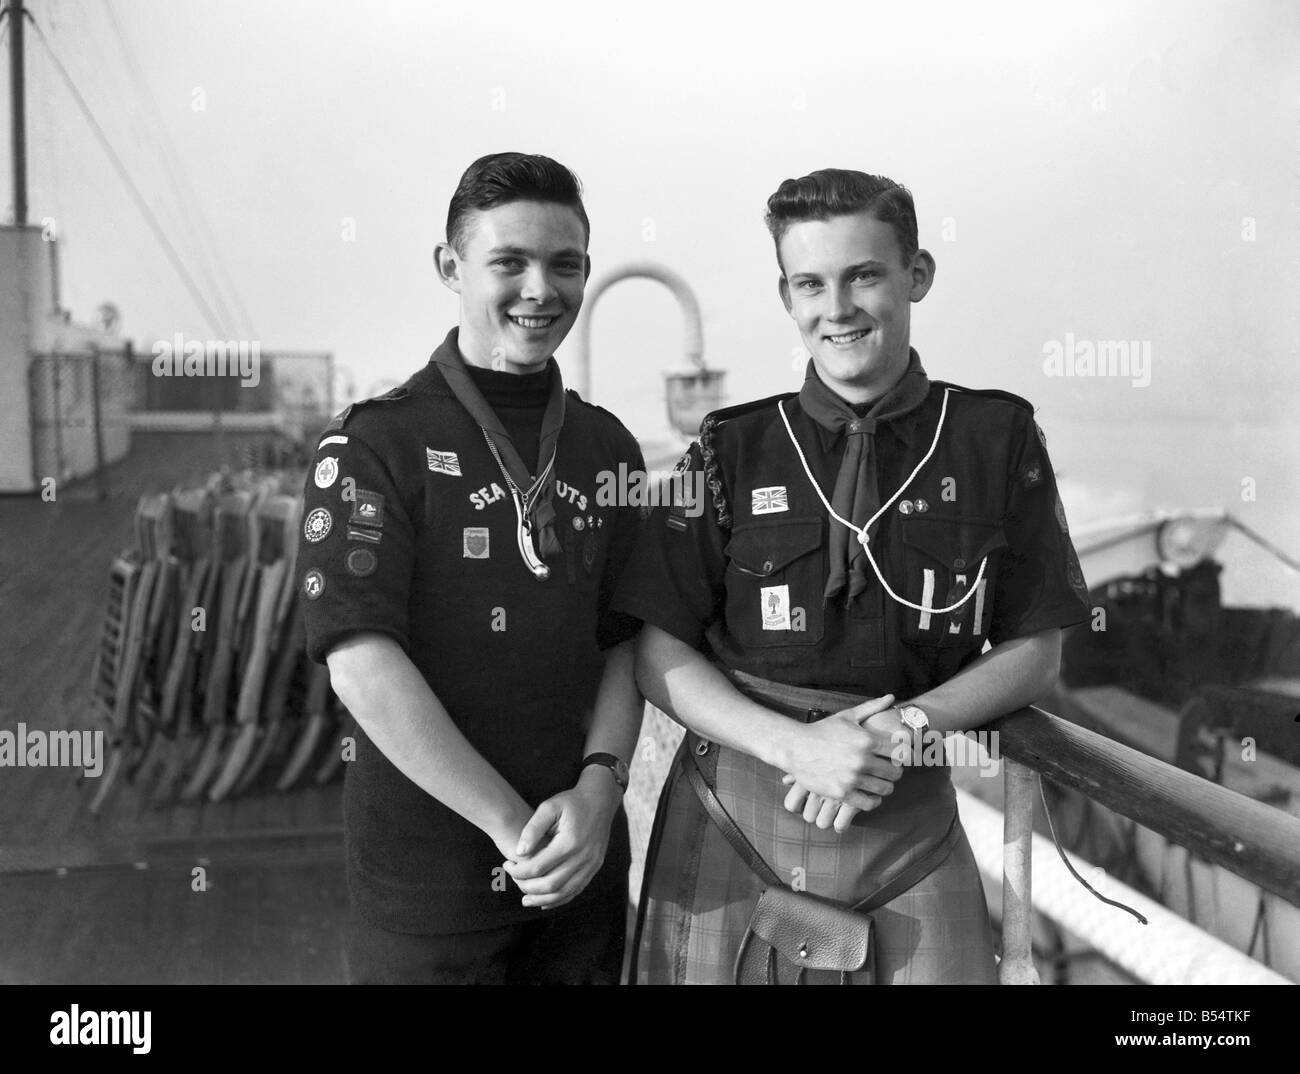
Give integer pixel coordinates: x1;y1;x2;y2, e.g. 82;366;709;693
723;517;825;647
898;515;1008;647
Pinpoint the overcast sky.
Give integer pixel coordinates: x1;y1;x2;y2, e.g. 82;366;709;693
5;0;1299;598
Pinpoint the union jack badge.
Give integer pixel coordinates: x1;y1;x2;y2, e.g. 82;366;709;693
427;449;462;477
751;486;788;515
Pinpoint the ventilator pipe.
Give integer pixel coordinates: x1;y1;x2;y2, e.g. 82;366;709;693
572;262;705;399
1000;759;1042;984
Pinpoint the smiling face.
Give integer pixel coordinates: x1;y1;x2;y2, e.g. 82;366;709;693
778;211;934;404
435;199;590;374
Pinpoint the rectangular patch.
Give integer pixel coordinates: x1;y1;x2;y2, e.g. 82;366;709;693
751;486;788;515
463;527;490;559
427;449;462;477
760;584;791;630
318;435;349;448
351;490;385;527
346;526;382;544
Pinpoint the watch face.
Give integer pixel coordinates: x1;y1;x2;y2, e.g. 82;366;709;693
901;706;928;731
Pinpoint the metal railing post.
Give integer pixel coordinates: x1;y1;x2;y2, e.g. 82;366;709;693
1000;757;1040;984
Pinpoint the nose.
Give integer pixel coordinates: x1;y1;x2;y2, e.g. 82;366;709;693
520;265;558;305
823;282;855;322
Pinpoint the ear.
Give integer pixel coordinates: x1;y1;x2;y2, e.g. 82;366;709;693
434;242;463;294
909;249;936;302
583;253;592;281
778;275;793;315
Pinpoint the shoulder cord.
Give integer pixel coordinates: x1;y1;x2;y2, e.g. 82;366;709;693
700;417;731;529
777;389;986;615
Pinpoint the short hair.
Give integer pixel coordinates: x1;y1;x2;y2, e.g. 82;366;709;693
764;169;918;272
446;152;590;254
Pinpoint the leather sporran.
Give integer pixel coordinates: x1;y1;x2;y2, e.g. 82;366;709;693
734;885;875;985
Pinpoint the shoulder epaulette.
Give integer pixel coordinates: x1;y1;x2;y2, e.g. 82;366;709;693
321;385;412;434
566;390;638;439
699;392;793;432
933;381;1035;412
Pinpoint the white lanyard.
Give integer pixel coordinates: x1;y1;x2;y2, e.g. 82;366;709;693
777;388;987;614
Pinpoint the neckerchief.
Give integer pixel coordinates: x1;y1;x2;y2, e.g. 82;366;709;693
433;334;565;561
797;349;931;603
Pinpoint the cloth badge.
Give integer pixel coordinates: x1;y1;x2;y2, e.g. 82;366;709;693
463;527;490;559
351;490;385;527
303;508;332;543
427;448;462;477
318;435;349;448
346;547;378;578
346;526;381;544
1022;463;1044;490
303;570;325;600
751;486;788;515
314;456;339;489
760;584;791;630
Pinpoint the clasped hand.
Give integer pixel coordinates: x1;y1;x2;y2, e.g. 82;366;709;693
498;772;620;910
779;693;906;833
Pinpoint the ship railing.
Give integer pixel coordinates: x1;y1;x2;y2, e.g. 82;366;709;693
991;704;1300;983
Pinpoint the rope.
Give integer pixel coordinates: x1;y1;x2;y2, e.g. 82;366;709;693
777;390;987;614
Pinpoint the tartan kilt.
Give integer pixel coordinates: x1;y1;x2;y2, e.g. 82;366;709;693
631;731;998;985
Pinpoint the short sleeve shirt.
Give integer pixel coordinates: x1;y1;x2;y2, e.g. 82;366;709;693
298;329;644;934
613;380;1090;701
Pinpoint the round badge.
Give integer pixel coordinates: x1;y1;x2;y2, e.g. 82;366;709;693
314;456;339;489
346;547;378;578
572;516;585;531
304;507;333;542
303;569;325;600
914;498;929;513
898;500;914;515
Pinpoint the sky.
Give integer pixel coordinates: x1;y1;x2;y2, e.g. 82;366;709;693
5;0;1299;601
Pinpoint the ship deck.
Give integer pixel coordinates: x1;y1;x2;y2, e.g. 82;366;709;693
0;433;346;984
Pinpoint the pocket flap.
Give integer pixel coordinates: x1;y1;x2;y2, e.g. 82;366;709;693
725;519;823;577
901;516;1008;572
748;887;872;972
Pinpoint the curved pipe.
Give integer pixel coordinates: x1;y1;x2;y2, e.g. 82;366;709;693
571;261;704;399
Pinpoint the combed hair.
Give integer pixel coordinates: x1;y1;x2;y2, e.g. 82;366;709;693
764;169;918;271
446;152;590;253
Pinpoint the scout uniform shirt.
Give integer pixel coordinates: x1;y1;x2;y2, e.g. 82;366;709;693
614;368;1091;699
299;328;644;935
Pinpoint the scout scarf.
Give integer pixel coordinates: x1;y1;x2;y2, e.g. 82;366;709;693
796;350;931;604
434;344;565;578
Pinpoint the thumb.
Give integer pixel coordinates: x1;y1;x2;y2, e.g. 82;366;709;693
515;799;560;858
846;693;895;725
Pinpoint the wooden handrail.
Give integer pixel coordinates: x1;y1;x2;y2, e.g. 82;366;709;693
990;706;1300;906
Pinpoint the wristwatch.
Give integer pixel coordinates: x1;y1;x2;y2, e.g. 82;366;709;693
580;752;630;792
898;704;930;742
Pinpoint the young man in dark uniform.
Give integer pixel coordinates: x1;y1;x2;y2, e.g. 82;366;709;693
298;153;644;984
614;169;1091;984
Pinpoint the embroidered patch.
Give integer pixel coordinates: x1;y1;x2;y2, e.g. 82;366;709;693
303;508;332;543
351;491;385;527
463;527;490;559
346;526;381;544
751;486;788;515
1022;463;1044;490
314;456;339;489
318;435;349;448
346;547;378;578
760;584;791;630
303;570;325;600
427;448;462;476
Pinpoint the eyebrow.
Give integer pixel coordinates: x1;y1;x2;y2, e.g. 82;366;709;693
486;245;586;260
789;260;887;281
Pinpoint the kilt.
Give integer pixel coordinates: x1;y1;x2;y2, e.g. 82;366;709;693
630;673;998;985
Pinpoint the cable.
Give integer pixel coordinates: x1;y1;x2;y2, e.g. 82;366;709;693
26;12;230;337
100;0;257;339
